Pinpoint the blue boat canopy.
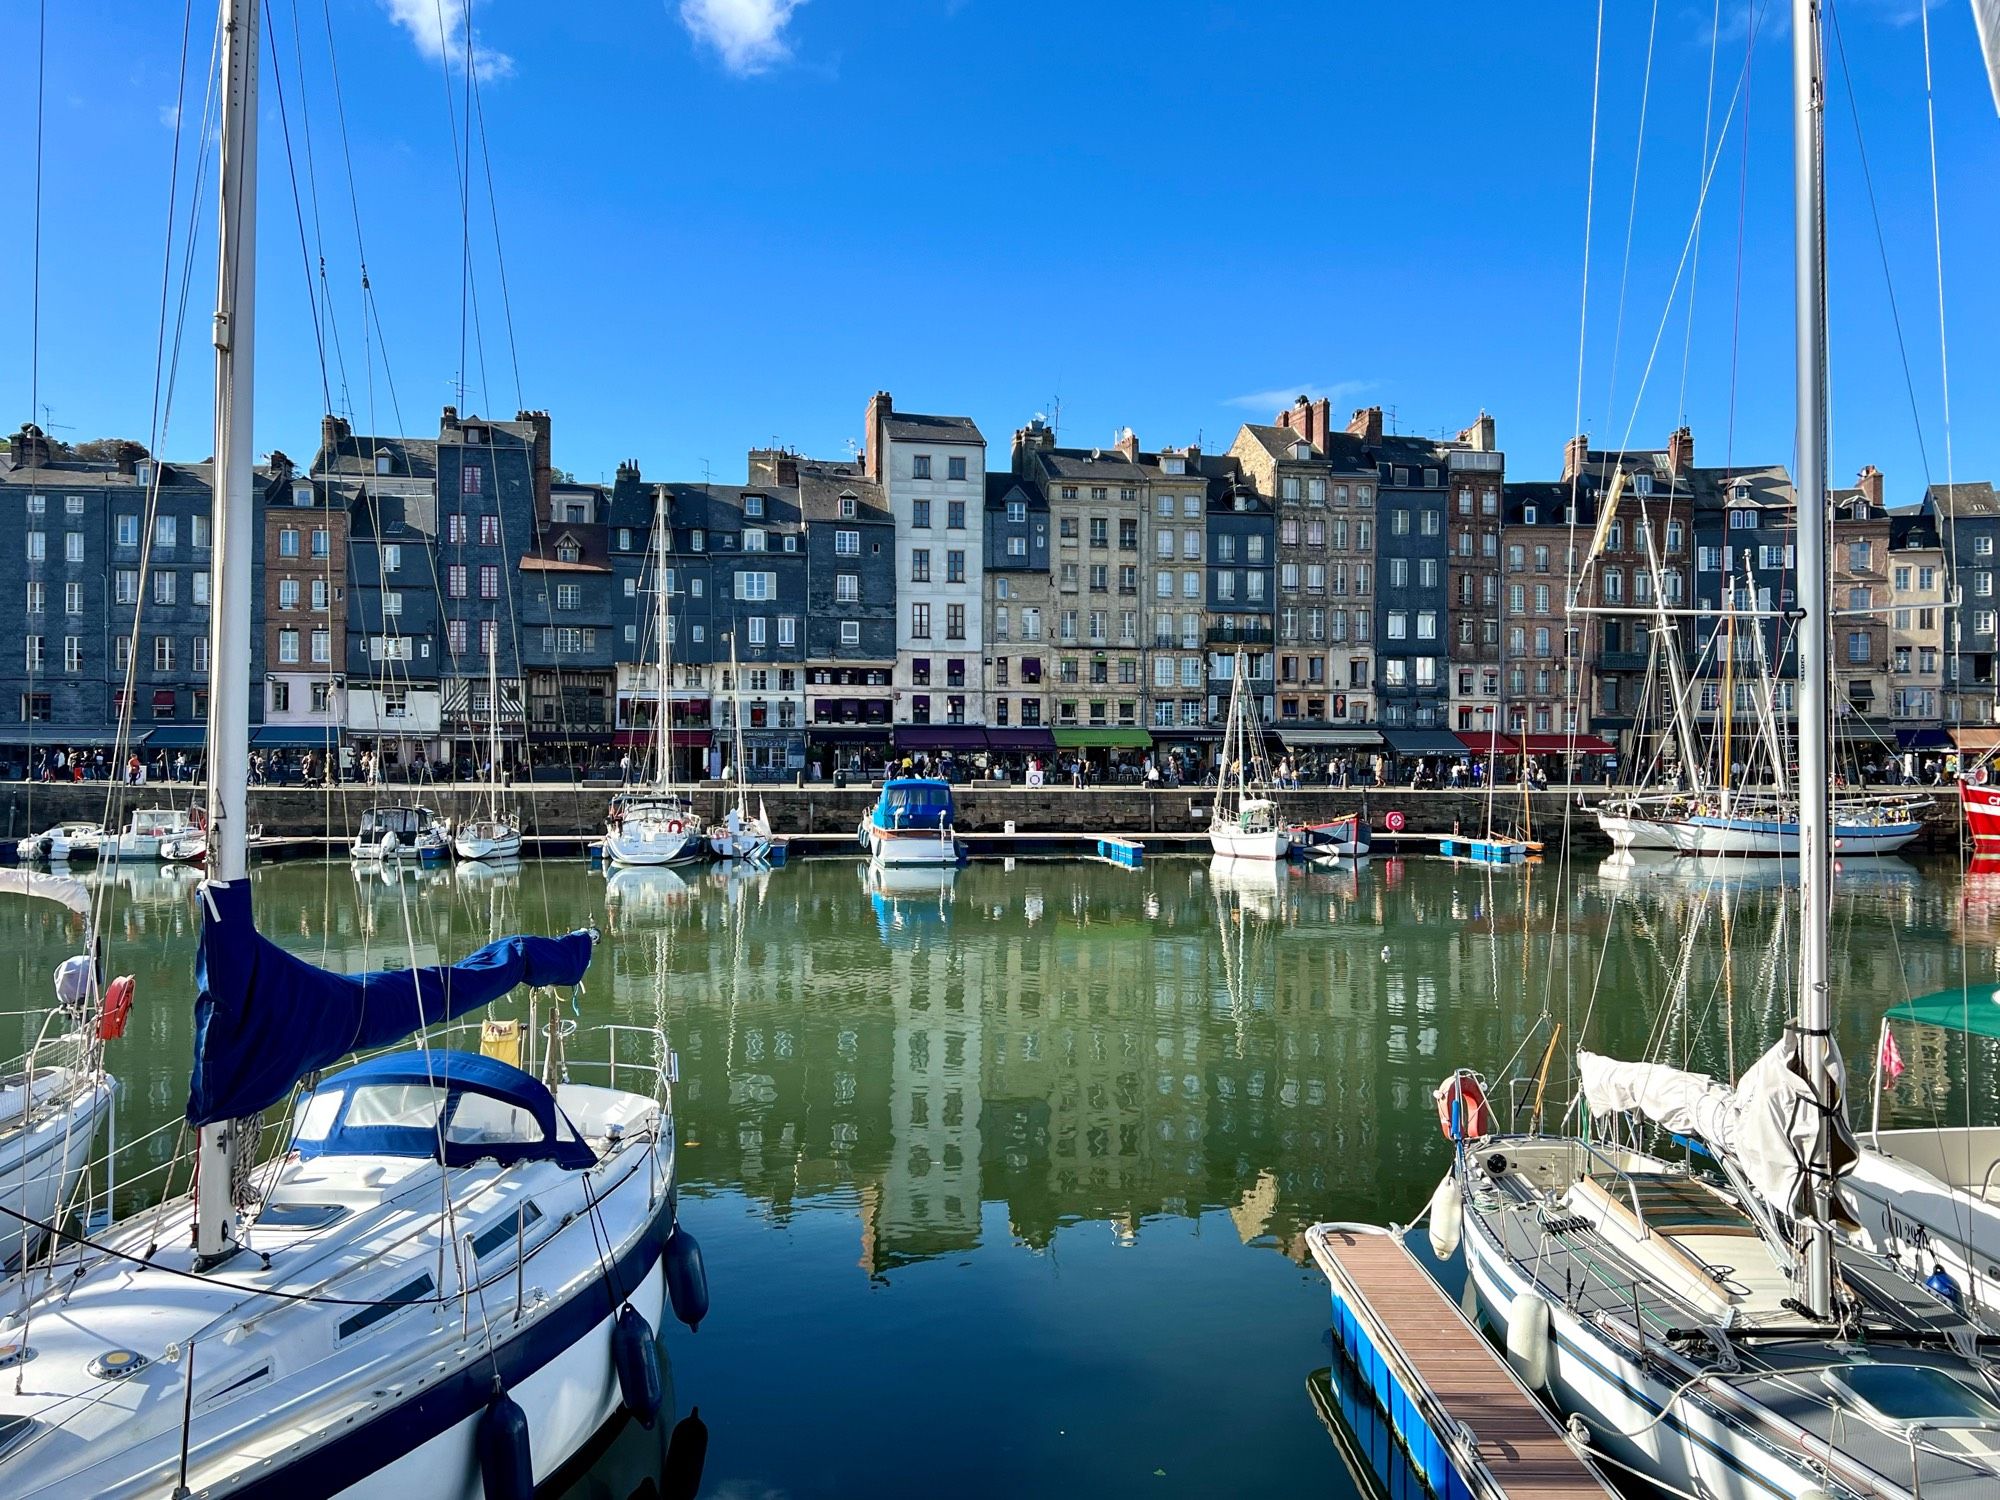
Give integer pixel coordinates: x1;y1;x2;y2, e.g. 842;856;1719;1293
870;777;956;832
188;878;595;1126
1886;984;2000;1042
292;1049;596;1170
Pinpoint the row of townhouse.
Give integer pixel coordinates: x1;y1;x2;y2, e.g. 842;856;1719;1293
8;391;2000;778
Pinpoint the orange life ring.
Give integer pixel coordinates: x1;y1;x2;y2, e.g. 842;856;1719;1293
1434;1069;1493;1142
98;975;136;1041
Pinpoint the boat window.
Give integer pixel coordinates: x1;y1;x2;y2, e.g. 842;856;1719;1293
343;1084;445;1132
337;1273;435;1340
257;1202;349;1231
293;1089;344;1143
204;1364;271;1401
0;1415;34;1461
1824;1364;2000;1428
444;1092;543;1150
470;1201;543;1259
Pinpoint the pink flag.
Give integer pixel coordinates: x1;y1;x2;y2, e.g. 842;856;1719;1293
1880;1026;1907;1083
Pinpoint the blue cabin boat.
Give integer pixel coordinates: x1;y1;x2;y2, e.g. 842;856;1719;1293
857;778;963;867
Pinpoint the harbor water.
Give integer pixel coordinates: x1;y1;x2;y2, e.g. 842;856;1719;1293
4;850;1993;1496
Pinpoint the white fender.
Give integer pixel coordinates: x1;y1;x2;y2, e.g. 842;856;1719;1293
1505;1290;1552;1391
1426;1173;1463;1260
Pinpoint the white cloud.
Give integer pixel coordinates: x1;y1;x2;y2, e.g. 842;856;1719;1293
678;0;806;76
1224;380;1373;412
380;0;514;80
159;103;180;129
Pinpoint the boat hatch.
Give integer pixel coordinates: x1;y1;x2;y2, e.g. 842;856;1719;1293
1587;1171;1759;1237
1823;1364;2000;1431
256;1202;349;1231
0;1414;34;1461
295;1051;596;1170
337;1274;435;1340
470;1200;543;1259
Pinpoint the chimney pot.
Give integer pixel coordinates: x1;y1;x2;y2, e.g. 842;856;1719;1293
1667;425;1694;476
1346;406;1383;445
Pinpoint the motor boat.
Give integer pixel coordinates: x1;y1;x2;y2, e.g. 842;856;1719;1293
113;806;198;862
351;804;450;862
1291;813;1372;861
21;823;108;864
858;778;963;867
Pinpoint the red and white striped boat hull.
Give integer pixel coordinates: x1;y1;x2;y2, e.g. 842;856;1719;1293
1961;778;2000;850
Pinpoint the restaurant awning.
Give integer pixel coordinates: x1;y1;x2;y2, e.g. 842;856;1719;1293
807;724;895;743
146;726;209;748
0;725;153;748
1382;728;1467;755
895;726;989;751
985;728;1057;752
1052;728;1154;749
1898;728;1953;751
1834;718;1897;744
1455;731;1521;756
1277;726;1384;747
1949;726;2000;753
1150;725;1221;740
252;724;340;747
1517;732;1616;755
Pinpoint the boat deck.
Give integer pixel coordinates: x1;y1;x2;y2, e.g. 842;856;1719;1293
1306;1222;1616;1500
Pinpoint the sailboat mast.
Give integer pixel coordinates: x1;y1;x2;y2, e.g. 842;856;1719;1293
197;0;258;1265
486;628;499;814
1790;0;1836;1318
653;491;671;790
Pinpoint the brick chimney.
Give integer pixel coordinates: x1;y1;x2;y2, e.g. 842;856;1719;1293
863;391;892;483
1856;464;1884;508
1457;412;1496;452
1667;424;1694;476
1347;406;1383;445
1011;416;1054;477
267;449;294;480
12;423;54;469
777;453;799;488
320;413;351;459
1563;434;1591;482
1115;427;1139;461
516;409;553;520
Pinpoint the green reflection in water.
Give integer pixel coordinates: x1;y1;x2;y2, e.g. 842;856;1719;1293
1;852;1992;1497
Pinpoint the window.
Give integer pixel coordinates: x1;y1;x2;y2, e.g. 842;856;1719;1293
840;620;861;645
155;572;178;606
946;604;965;640
948;499;966;529
192;636;209;674
480;515;501;546
64;532;83;562
309;527;328;558
64;581;81;614
743;528;767;553
24;636;44;672
117;514;140;546
747;616;767;645
270;680;291;712
448;565;468;598
26;581;44;615
911;548;931;583
462;464;483;494
835;529;860;556
1978;537;1996;558
911;602;931;638
156;516;177;548
382;590;403;617
154;635;175;671
382;543;402;574
115;569;138;604
480;565;500;599
26;532;44;562
912;454;933;480
448;619;469;655
63;637;82;673
556;583;581;610
278;578;300;610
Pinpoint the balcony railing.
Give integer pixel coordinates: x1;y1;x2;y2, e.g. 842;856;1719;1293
1206;625;1275;646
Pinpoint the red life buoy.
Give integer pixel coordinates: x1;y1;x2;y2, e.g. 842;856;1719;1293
1385;809;1407;832
1434;1069;1493;1142
98;975;136;1041
665;818;685;835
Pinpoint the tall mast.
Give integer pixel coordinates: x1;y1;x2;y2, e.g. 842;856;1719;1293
653;488;671;791
486;627;499;816
197;0;258;1265
1791;0;1835;1317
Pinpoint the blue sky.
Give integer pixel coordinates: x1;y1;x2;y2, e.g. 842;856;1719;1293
5;1;1997;501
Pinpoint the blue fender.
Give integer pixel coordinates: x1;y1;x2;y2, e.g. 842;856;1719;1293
476;1389;534;1500
613;1305;664;1428
664;1225;709;1332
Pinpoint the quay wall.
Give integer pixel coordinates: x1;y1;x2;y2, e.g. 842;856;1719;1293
0;782;1965;852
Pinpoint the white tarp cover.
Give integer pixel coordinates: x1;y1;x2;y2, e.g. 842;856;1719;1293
1579;1038;1859;1228
1978;0;2000;115
0;869;92;921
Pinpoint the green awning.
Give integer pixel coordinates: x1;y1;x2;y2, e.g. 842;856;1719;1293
1052;728;1154;750
1885;986;2000;1041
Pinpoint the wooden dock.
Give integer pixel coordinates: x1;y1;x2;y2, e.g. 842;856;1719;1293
1304;1223;1616;1500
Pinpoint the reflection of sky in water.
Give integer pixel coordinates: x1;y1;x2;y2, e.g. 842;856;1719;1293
3;853;1993;1497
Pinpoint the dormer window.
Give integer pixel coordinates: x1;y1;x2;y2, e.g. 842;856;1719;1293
374;452;392;476
1523;505;1538;526
1162;456;1186;475
1292;442;1311;460
1633;471;1653;497
467;427;487;445
293;481;313;506
690;529;704;552
744;528;767;553
745;494;765;519
839;493;857;519
555;536;581;564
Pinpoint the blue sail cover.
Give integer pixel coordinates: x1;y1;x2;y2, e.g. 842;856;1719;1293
187;878;595;1126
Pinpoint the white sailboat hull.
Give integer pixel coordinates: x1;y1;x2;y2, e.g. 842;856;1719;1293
1846;1129;2000;1322
452;824;521;861
1664;813;1922;857
605;821;705;866
0;1068;115;1270
1207;826;1290;860
1596;810;1679;851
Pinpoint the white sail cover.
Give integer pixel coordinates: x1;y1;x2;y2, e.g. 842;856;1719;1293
1978;0;2000;115
0;868;92;921
1579;1039;1858;1228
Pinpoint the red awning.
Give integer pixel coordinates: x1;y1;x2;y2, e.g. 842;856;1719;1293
152;689;177;710
1455;731;1520;756
1517;732;1616;754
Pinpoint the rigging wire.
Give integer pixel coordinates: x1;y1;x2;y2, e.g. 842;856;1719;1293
1599;0;1662;437
1677;0;1725;425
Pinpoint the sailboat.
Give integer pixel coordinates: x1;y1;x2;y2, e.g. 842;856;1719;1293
0;11;706;1491
606;502;705;867
0;870;119;1271
1208;649;1290;860
453;631;523;861
1435;9;2000;1497
705;636;775;864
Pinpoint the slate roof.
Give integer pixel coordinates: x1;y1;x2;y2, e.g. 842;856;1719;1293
985;474;1047;512
798;460;890;524
316;433;440;481
881;411;984;444
1238;423;1379;473
1925;481;2000;516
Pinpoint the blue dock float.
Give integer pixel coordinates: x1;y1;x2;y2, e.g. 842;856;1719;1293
1304;1222;1616;1500
1438;836;1527;866
1094;837;1144;868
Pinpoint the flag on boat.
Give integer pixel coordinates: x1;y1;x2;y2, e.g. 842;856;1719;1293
1879;1024;1906;1082
1977;0;2000;115
187;877;594;1126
